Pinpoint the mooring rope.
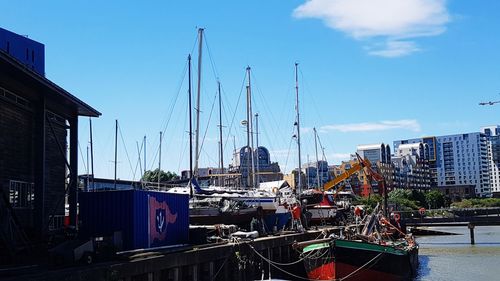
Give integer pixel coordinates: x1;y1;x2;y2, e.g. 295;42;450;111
337;252;384;281
247;240;385;281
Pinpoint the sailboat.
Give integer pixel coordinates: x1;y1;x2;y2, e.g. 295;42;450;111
292;63;324;207
166;30;280;226
185;65;280;213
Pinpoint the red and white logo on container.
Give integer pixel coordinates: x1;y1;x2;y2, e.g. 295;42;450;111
149;196;177;243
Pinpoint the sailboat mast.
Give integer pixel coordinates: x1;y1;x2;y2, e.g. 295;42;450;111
158;131;162;189
246;66;256;188
255;113;260;186
307;154;310;189
188;54;194;196
114;119;118;189
86;144;89;190
143;135;146;176
136;141;142;185
245;69;251;187
295;63;303;194
314;127;320;189
218;81;224;186
194;28;204;177
89;117;94;189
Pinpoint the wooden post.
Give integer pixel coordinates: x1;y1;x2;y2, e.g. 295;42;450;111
278;246;282;262
468;223;475;245
171;268;179;281
191;264;198;281
152;271;160;281
69;116;78;228
34;97;46;239
208;262;214;280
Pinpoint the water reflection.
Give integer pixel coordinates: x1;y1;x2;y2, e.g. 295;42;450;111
416;255;431;280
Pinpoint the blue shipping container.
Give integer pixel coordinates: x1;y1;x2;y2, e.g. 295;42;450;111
79;190;189;250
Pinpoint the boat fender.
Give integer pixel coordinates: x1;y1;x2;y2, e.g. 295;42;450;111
272;187;278;194
354;206;362;217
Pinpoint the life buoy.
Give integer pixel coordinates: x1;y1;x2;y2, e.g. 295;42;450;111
394;213;401;222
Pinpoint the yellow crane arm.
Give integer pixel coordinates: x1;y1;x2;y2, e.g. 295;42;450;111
323;154;372;192
323;162;363;191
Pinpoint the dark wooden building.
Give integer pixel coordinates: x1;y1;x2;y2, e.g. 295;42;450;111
0;50;100;260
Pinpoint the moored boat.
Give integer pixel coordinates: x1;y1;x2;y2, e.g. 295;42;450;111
298;204;419;281
302;237;418;281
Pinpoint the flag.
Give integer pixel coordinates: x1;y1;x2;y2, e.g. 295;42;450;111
149;196;177;245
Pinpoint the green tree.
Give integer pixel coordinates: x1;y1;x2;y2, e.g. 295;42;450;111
353;194;383;213
142;169;178;183
388;189;420;211
451;198;500;208
425;190;445;209
411;189;427;207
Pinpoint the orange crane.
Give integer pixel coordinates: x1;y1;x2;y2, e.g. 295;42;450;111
323;152;388;215
323;153;386;198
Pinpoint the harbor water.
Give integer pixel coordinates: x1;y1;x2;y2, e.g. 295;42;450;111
416;226;500;280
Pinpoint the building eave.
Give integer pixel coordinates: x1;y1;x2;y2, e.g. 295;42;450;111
0;50;101;117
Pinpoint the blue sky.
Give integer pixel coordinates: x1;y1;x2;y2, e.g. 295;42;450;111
2;0;500;180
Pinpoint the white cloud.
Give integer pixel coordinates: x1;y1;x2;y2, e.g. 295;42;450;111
300;127;313;134
321;119;421;132
366;40;420;57
293;0;450;57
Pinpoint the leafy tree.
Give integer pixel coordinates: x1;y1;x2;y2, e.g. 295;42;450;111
388;189;420;211
425;189;445;209
353;194;383;213
142;169;178;183
451;198;500;208
411;189;427;207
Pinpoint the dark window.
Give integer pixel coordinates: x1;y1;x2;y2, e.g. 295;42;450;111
26;48;29;60
6;41;10;53
32;50;35;62
9;180;35;209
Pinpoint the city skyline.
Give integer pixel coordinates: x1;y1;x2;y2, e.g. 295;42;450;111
2;1;500;180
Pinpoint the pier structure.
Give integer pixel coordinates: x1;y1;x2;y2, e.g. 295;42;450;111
404;207;500;244
5;229;337;281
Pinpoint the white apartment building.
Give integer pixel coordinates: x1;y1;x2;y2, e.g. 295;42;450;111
356;143;391;164
394;132;491;198
392;142;431;190
481;125;500;197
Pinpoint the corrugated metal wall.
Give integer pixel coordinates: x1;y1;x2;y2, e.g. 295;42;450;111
79;190;189;250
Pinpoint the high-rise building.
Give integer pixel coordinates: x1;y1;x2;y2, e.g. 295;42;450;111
395;132;490;198
392;142;431;190
228;146;282;187
356;143;391;164
302;160;330;188
481;125;500;197
355;143;393;194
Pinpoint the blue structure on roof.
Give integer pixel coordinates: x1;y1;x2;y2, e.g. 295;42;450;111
0;27;45;75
